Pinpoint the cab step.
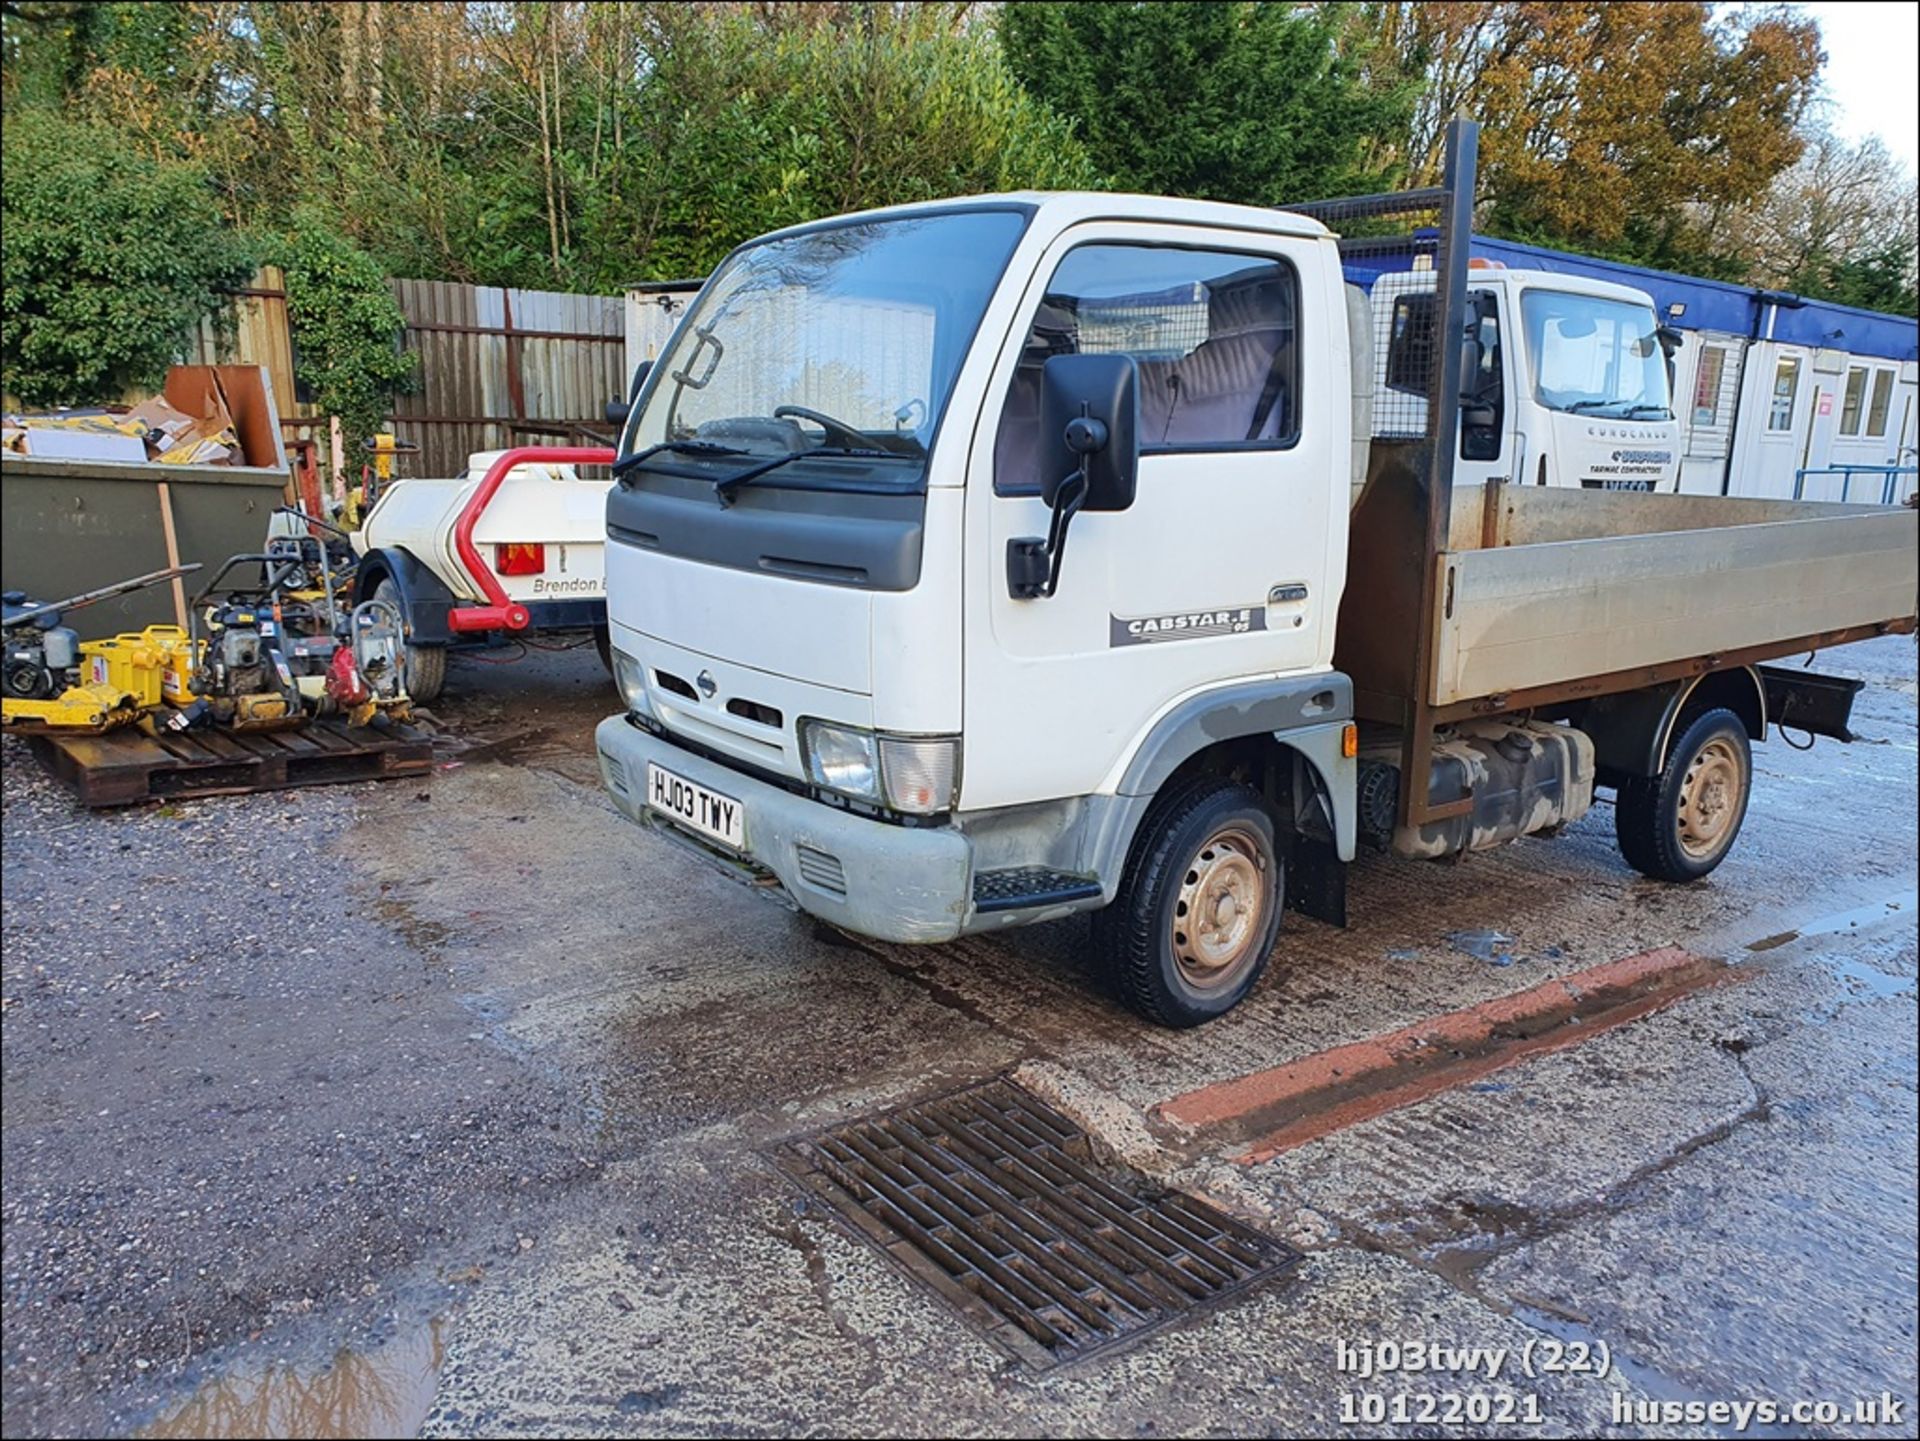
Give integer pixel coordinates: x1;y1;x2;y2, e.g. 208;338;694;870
972;867;1103;913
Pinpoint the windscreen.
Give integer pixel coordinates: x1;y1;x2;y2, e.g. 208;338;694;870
1521;289;1672;417
627;210;1029;461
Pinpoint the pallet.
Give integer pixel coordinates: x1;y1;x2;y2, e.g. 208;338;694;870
27;717;436;808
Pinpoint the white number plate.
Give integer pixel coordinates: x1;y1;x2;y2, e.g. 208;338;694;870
646;763;745;851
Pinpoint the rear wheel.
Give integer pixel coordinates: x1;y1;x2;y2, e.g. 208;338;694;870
1615;706;1751;882
1091;777;1285;1027
374;578;445;704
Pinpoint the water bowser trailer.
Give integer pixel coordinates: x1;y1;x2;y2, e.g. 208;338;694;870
593;122;1919;1027
352;448;618;700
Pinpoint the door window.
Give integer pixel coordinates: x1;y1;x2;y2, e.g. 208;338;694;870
1767;357;1800;431
994;243;1298;494
1867;369;1894;436
1839;367;1867;435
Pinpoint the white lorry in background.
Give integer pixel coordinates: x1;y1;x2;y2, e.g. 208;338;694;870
593;122;1918;1026
352;448;616;701
1362;264;1684;492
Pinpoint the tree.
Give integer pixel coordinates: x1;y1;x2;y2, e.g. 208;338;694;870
273;212;417;450
1001;1;1410;206
1;108;253;405
1735;130;1918;316
1349;2;1824;274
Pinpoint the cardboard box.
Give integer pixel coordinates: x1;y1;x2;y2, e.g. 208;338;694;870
14;426;149;463
126;396;201;457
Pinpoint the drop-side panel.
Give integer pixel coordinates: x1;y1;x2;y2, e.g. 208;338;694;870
1433;506;1919;707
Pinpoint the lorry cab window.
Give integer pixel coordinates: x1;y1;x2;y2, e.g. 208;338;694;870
1521;289;1671;418
624;209;1029;485
994;244;1298;496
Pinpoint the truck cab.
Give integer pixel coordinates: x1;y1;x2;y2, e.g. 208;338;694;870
601;194;1354;945
1363;266;1682;491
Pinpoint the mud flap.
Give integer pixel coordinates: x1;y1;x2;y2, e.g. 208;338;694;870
1285;834;1346;927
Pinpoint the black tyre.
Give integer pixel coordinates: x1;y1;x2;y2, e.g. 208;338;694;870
1615;706;1751;882
593;622;614;677
1091;777;1285;1027
374;578;445;704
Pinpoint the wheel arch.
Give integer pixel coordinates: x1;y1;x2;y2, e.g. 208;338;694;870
1583;666;1767;781
1083;677;1357;929
357;547;456;646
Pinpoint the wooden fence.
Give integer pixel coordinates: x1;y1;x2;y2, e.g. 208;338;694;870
190;270;698;480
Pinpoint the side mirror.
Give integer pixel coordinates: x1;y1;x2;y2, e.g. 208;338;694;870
1039;353;1138;511
1009;353;1139;599
603;360;654;428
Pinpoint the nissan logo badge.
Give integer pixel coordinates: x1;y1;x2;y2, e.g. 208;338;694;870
696;669;717;698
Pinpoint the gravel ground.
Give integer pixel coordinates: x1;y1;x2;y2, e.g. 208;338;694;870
0;737;591;1437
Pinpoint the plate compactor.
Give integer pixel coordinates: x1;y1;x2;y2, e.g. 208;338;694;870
2;566;202;732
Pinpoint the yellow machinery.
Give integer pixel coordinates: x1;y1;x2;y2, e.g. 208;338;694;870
78;626;193;709
2;566;200;733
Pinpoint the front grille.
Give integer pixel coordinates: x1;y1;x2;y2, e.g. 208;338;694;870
794;844;847;897
779;1079;1297;1369
654;669;698;701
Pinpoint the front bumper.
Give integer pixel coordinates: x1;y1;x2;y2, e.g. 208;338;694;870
596;714;972;943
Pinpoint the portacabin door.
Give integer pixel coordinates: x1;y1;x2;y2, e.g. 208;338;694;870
961;222;1343;813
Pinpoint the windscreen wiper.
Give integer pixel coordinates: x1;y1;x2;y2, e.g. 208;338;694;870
1622;404;1673;420
1564;399;1618;413
612;438;747;480
711;447;911;506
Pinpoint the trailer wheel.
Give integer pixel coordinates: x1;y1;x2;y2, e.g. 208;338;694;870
1091;777;1284;1028
1615;706;1751;882
374;578;446;704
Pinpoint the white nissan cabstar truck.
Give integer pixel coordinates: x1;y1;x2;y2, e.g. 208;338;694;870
594;124;1918;1026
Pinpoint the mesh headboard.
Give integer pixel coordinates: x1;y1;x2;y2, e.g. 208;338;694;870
1345;282;1374;506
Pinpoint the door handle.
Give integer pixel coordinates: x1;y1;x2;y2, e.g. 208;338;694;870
1269;583;1309;604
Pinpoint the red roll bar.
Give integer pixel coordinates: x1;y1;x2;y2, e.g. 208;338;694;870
446;446;616;633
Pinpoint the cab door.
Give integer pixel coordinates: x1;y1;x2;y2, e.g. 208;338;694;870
960;223;1344;812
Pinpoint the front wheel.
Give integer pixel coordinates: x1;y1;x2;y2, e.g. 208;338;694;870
1091;777;1285;1027
1615;706;1752;882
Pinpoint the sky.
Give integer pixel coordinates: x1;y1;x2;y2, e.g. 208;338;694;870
1773;1;1920;173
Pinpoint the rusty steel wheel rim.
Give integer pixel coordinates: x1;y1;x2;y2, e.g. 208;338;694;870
1676;736;1745;861
1171;825;1269;990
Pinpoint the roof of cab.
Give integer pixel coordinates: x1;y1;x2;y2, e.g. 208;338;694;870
749;191;1334;246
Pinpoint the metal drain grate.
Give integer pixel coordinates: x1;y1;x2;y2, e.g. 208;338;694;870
778;1078;1298;1368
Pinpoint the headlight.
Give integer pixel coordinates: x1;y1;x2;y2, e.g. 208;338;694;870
611;650;653;719
800;720;880;802
800;720;958;815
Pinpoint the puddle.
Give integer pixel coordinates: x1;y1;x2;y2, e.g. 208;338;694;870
1827;955;1918;1000
138;1318;446;1440
1745;890;1916;953
1511;1305;1805;1441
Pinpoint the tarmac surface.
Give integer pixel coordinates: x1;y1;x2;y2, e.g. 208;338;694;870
2;632;1914;1438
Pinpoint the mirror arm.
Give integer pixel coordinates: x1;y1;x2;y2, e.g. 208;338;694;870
1007;470;1087;600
